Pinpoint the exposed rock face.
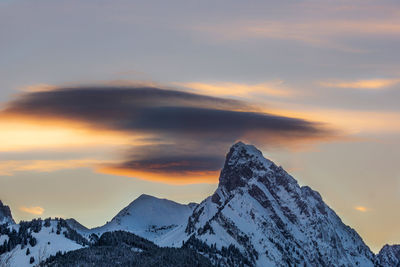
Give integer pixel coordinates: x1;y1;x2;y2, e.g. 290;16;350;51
0;200;14;224
377;244;400;267
2;142;399;266
181;142;376;266
218;142;271;192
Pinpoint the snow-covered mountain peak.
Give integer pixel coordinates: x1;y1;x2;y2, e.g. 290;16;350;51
136;193;156;200
90;194;196;242
224;142;272;168
2;142;398;266
180;142;376;266
218;142;274;193
110;194;194;228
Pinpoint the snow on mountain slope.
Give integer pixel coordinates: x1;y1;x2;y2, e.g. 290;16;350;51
65;218;89;233
0;201;14;225
159;142;376;266
377;244;400;266
90;194;196;241
0;220;84;267
2;142;399;266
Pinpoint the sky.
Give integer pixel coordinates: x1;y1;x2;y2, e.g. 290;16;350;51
0;0;399;252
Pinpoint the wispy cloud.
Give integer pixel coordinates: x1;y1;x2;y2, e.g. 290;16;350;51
98;166;220;185
354;206;368;212
19;206;44;215
319;79;400;90
269;107;400;135
175;81;293;99
0;159;107;176
19;83;57;92
191;19;400;52
0;117;137;152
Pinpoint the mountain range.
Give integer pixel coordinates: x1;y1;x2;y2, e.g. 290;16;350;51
0;142;399;266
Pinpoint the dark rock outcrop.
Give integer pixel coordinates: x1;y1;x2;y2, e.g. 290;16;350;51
0;200;14;224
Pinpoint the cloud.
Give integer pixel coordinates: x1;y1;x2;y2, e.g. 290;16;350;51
19;206;44;215
175;81;293;98
2;86;330;139
98;143;225;184
354;206;368;212
0;159;106;176
319;79;400;90
112;155;223;173
1;85;336;184
0;118;138;152
191;19;400;52
98;166;220;185
19;83;57;92
273;108;400;135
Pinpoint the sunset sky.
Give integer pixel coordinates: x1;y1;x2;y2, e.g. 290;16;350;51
1;0;400;252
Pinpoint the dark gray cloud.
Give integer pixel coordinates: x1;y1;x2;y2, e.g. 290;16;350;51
3;86;328;137
113;155;224;173
106;143;227;176
2;85;335;181
4;86;245;119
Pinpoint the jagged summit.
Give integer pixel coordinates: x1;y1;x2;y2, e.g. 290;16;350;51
0;200;14;224
218;141;274;192
224;142;272;167
2;142;398;266
180;142;376;266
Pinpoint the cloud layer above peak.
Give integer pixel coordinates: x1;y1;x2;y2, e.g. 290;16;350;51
1;85;336;183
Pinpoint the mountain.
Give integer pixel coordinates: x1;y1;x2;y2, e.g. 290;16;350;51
377;244;400;266
1;141;399;266
40;231;212;267
65;218;89;233
159;142;376;266
0;218;86;267
0;200;14;225
90;194;196;242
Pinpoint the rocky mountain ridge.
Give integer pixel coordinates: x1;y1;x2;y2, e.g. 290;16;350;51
376;244;400;266
1;142;399;266
164;142;376;266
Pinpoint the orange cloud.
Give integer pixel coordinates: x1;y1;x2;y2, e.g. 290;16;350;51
320;79;400;90
19;206;44;215
192;19;400;52
97;166;219;185
0;159;109;176
0;114;149;152
19;83;57;92
354;206;368;212
0;85;341;185
2;83;398;185
175;81;293;98
261;105;400;135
